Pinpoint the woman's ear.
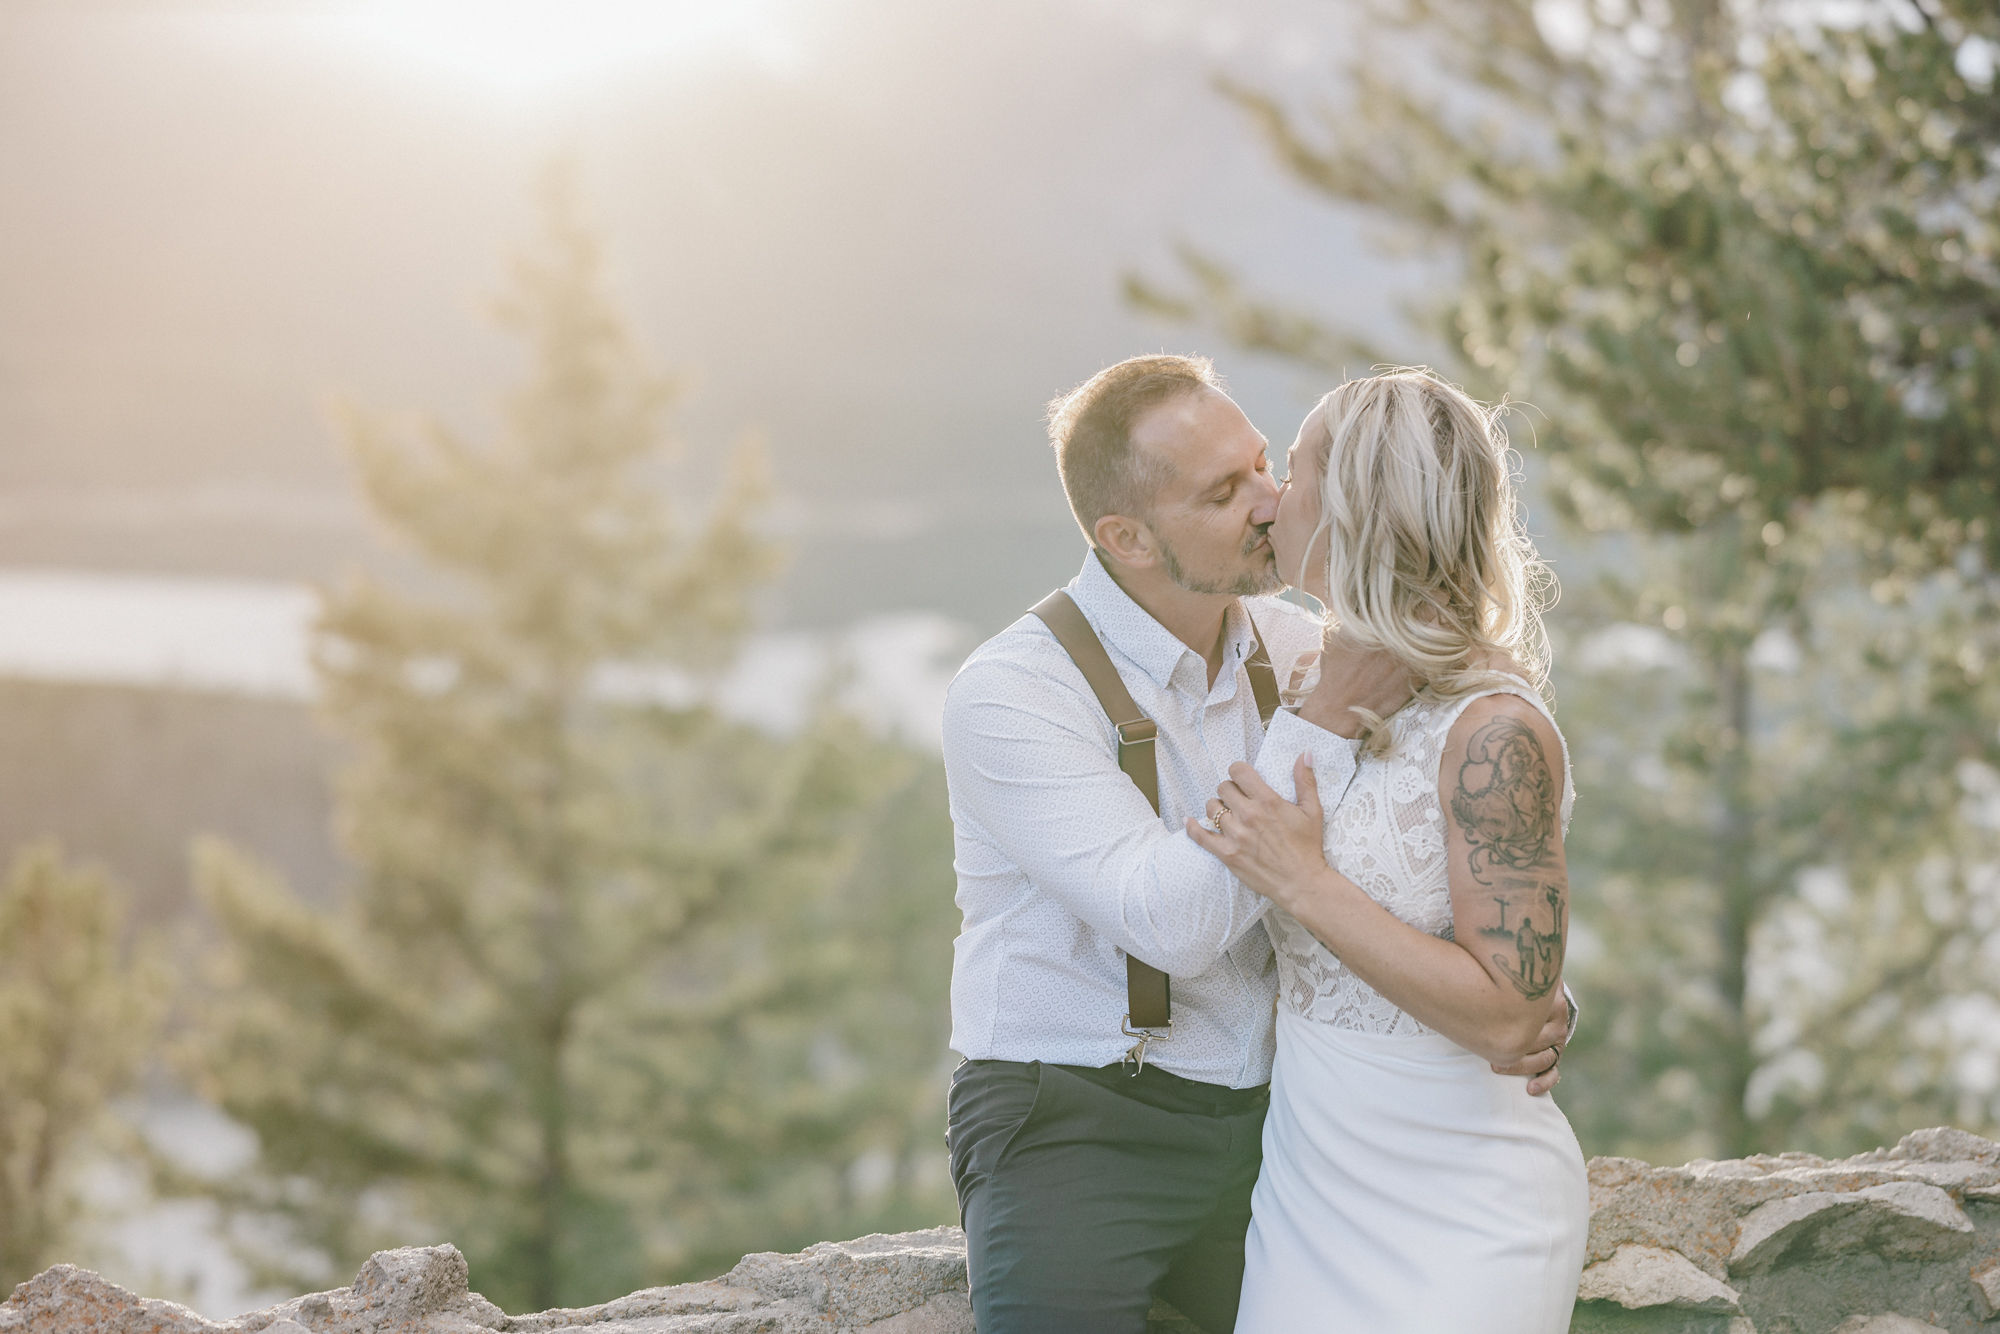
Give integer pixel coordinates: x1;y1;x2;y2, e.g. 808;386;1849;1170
1092;512;1157;569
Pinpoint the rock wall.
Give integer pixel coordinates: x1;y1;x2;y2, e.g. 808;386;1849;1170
7;1128;1998;1334
1575;1126;1999;1334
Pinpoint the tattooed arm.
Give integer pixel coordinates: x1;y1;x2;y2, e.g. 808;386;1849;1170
1188;692;1569;1067
1440;696;1571;1034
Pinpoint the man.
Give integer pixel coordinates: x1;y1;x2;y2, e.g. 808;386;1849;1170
940;355;1570;1333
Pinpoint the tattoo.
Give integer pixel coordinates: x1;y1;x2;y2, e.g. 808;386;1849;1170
1478;883;1565;1000
1453;714;1565;1000
1449;717;1556;886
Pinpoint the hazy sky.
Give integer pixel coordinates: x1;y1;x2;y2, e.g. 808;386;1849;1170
1;0;1405;629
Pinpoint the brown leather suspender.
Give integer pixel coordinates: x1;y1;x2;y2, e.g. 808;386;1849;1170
1029;589;1281;1048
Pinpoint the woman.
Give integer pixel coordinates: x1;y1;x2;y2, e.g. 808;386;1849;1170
1187;368;1588;1333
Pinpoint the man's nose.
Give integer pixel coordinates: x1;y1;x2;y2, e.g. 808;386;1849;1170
1248;471;1281;526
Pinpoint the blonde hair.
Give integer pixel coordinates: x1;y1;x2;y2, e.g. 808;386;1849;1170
1299;367;1554;755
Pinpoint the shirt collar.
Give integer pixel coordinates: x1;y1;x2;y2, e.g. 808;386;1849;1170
1067;551;1259;692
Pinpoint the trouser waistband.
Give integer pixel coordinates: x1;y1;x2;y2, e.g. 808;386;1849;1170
956;1057;1268;1118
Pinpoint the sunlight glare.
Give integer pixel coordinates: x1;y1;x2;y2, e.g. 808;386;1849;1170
337;0;794;95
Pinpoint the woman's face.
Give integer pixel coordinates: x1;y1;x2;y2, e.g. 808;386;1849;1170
1271;404;1330;603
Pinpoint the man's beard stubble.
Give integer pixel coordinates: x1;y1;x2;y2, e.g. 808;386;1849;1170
1159;529;1285;598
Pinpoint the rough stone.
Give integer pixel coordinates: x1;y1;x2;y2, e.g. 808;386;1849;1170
500;1280;765;1331
9;1127;2000;1334
848;1289;975;1333
1864;1128;2000;1166
0;1265;221;1334
1586;1128;2000;1279
1569;1304;1752;1334
352;1245;469;1321
723;1227;970;1327
1972;1256;2000;1322
1730;1181;1975;1275
1579;1245;1744;1313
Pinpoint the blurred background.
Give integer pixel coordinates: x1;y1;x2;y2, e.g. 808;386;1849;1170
1;0;1996;1317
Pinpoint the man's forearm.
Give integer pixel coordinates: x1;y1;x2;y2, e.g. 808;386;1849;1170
1091;830;1273;973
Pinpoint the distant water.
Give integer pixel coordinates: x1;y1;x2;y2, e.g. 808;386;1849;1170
0;569;970;751
0;570;320;699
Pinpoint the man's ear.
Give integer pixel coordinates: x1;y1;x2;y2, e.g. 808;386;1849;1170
1092;512;1157;569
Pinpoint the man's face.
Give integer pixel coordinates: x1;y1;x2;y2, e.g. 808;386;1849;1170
1128;387;1283;597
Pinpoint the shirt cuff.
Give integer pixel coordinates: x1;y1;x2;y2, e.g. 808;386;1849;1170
1253;708;1363;812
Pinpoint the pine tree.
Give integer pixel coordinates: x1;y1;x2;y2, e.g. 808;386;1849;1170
192;167;926;1311
0;844;165;1286
1137;0;2000;1157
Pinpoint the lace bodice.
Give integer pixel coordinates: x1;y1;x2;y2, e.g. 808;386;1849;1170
1253;679;1574;1036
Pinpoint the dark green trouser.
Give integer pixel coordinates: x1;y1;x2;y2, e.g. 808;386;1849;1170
946;1058;1269;1334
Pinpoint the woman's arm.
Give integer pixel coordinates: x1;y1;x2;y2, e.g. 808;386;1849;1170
1430;693;1572;1053
1187;694;1570;1067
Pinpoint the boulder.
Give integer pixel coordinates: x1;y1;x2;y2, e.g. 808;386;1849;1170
1972;1256;2000;1322
722;1227;972;1328
245;1244;503;1334
1829;1318;1951;1334
1729;1181;1975;1275
1578;1246;1744;1314
499;1279;764;1331
0;1265;220;1334
1861;1129;2000;1166
1586;1129;2000;1279
351;1245;468;1321
482;1229;978;1334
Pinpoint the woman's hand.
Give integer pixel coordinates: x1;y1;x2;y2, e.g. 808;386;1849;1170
1186;753;1334;914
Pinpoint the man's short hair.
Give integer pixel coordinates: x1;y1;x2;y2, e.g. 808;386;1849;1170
1046;354;1221;543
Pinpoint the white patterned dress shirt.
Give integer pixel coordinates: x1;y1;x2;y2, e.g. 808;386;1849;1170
942;552;1341;1088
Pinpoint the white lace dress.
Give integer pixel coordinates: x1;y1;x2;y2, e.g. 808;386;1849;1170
1233;685;1588;1334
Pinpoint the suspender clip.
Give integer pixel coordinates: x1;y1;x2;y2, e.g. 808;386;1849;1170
1120;1015;1171;1075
